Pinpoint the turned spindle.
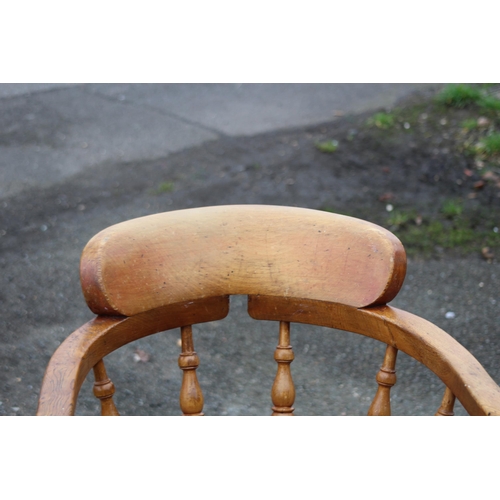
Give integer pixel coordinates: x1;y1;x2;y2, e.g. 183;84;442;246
178;325;204;416
435;386;456;416
368;344;398;416
93;359;120;416
271;321;295;416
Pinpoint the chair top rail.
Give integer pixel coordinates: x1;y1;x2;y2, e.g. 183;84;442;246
81;205;406;316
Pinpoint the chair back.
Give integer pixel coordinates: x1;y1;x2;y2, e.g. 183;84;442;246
37;205;500;416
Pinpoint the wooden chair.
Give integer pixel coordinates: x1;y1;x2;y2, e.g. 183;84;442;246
37;205;500;416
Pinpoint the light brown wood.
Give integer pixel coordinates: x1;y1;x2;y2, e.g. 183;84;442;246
37;205;500;416
367;345;398;416
37;296;229;415
93;359;120;416
271;321;295;416
248;295;500;416
178;325;204;416
80;205;406;316
435;386;456;416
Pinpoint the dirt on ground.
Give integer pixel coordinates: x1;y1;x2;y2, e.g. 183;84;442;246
1;86;499;416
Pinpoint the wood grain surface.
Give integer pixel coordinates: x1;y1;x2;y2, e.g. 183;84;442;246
37;206;500;416
248;295;500;416
80;205;406;316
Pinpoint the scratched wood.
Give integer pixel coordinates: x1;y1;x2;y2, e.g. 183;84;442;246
37;296;229;415
93;359;120;416
37;205;500;416
80;205;406;316
248;295;500;416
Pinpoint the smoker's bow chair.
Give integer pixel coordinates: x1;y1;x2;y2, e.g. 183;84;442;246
37;205;500;416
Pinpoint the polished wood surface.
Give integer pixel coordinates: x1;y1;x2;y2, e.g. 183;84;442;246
93;359;120;416
435;386;456;416
367;345;398;416
248;295;500;416
37;205;500;416
271;321;295;416
37;296;229;415
178;325;204;416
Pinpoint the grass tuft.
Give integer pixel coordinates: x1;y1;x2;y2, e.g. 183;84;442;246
461;118;478;131
387;210;412;228
478;95;500;111
367;112;395;129
437;83;500;112
153;181;174;194
436;84;483;108
478;133;500;155
442;199;463;218
315;140;339;153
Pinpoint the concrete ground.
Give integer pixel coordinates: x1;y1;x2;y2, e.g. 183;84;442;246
1;83;437;199
1;83;498;416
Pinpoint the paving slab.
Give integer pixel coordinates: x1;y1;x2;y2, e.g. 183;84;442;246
1;83;438;199
0;83;79;99
88;83;438;136
0;86;217;199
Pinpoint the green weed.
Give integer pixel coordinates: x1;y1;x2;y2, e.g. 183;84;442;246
367;112;395;129
321;200;500;257
436;84;483;108
393;221;476;255
436;83;500;112
153;181;174;194
461;118;478;131
442;199;463;218
439;226;475;247
477;133;500;155
485;229;500;247
387;210;412;228
478;95;500;111
315;140;339;153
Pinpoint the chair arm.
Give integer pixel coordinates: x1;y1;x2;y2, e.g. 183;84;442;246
248;295;500;416
37;296;229;415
